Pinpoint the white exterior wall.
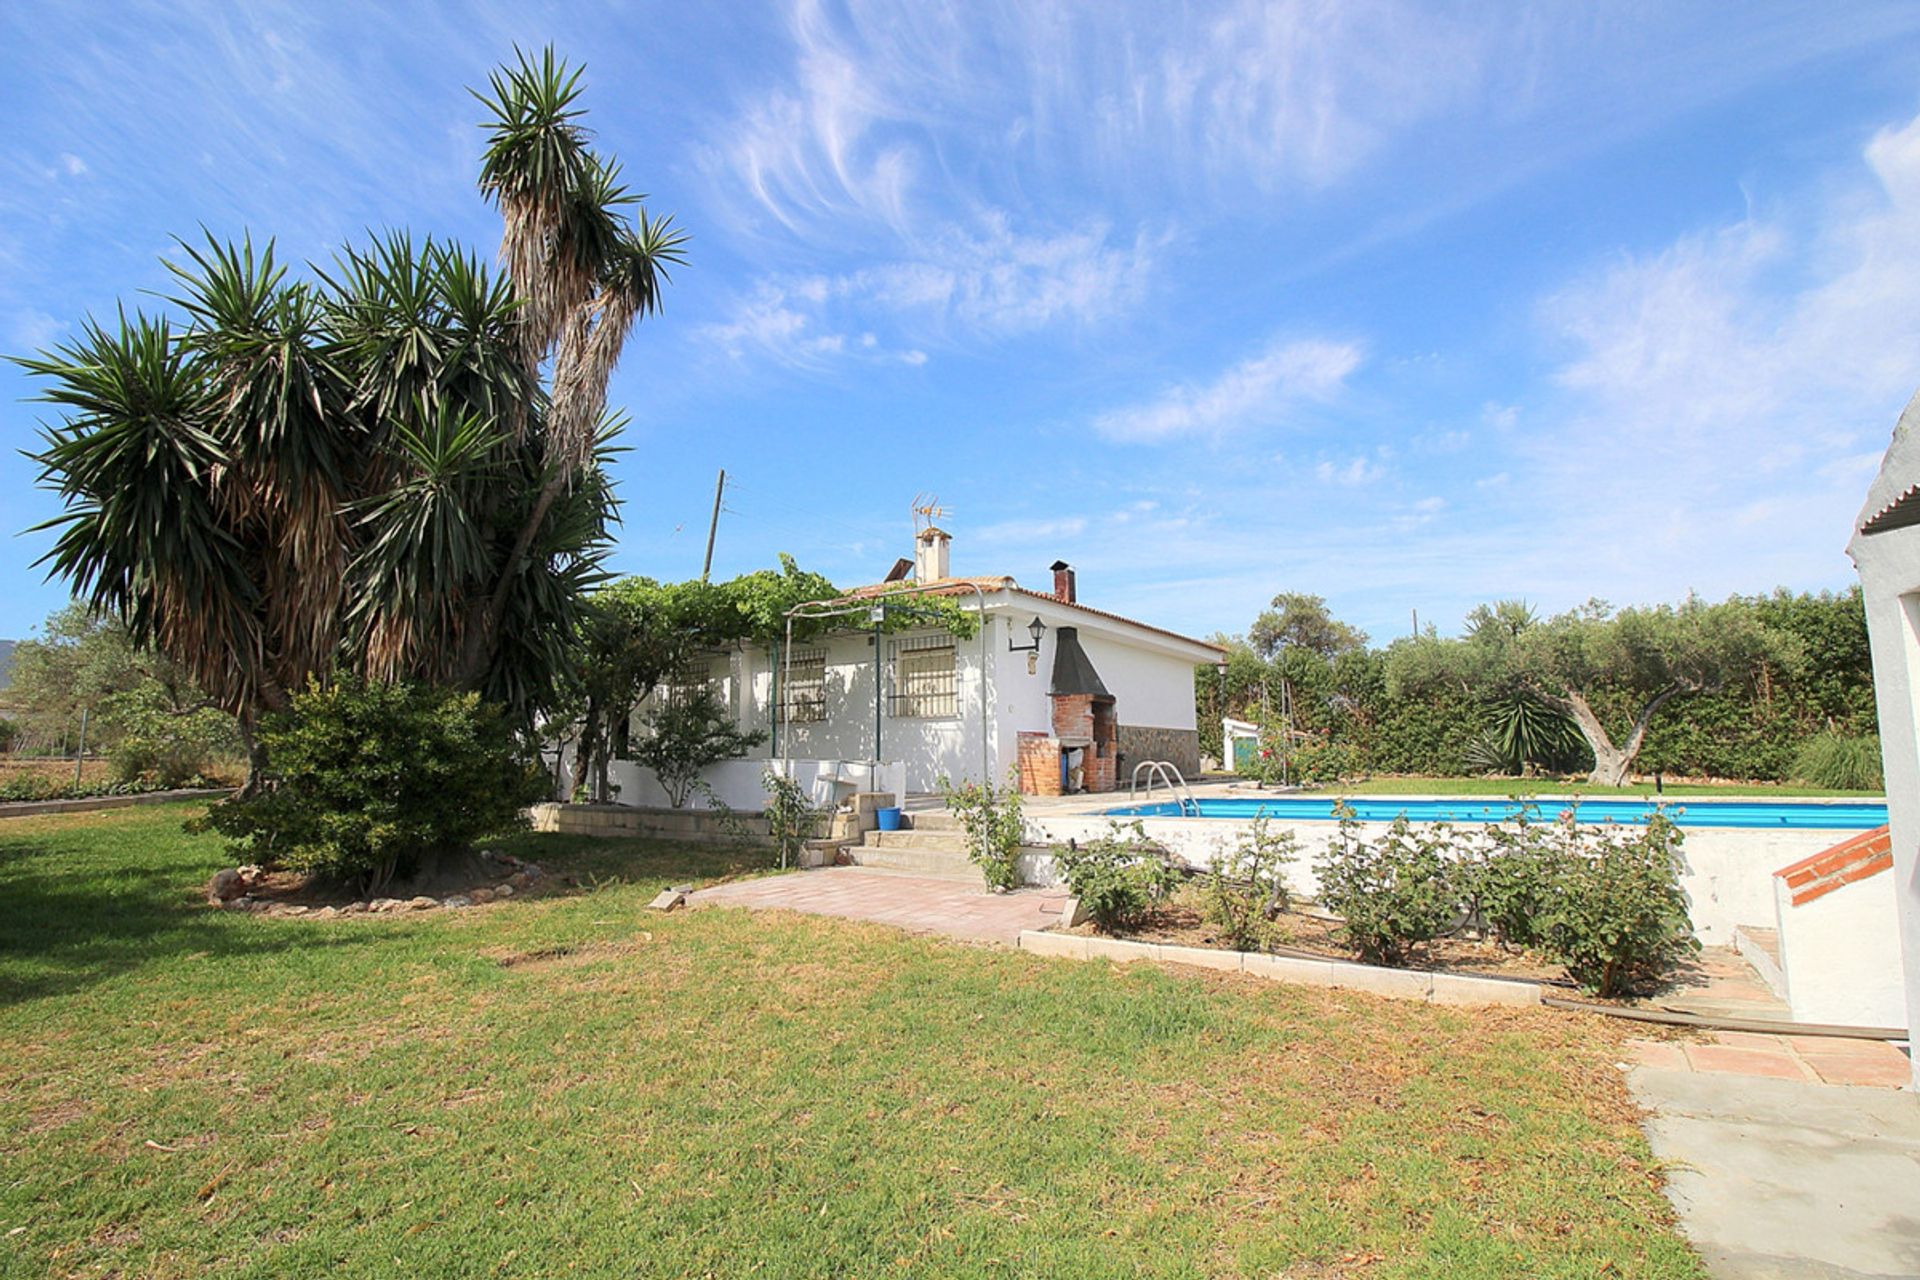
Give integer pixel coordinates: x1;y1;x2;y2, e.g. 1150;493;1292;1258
1076;626;1200;730
1021;809;1867;946
988;596;1208;788
1773;870;1907;1029
1847;392;1920;1084
728;595;1213;796
752;627;998;793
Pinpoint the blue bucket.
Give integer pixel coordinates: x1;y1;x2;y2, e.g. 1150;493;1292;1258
875;807;903;831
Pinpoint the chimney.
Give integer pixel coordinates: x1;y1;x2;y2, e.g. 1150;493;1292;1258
1050;559;1076;603
915;526;951;582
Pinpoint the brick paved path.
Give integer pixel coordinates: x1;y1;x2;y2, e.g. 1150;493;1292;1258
688;867;1072;945
1628;1031;1911;1088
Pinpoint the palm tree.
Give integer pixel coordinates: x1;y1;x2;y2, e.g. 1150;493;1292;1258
19;49;671;783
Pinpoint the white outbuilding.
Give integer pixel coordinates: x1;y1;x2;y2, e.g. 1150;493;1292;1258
1846;392;1920;1087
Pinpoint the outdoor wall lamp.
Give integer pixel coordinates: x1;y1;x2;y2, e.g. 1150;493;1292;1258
1009;615;1046;673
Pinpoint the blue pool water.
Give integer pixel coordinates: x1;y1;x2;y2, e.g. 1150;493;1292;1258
1101;796;1889;830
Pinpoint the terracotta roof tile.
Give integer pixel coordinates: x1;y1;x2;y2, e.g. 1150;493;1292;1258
828;576;1225;656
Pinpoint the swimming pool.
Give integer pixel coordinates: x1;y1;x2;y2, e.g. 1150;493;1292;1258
1100;796;1889;830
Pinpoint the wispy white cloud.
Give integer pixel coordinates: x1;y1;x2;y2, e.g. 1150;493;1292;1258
1314;454;1388;486
701;211;1154;366
852;213;1156;334
1513;108;1920;595
975;515;1089;544
705;0;1487;235
1094;336;1362;443
692;0;1480;370
699;282;850;368
4;309;64;351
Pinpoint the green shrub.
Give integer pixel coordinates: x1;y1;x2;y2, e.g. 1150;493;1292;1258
1199;816;1297;951
1789;732;1884;791
1536;812;1698;997
0;770;193;803
628;690;766;808
0;773;60;803
195;678;546;895
1242;725;1362;787
1313;808;1459;966
761;768;823;868
940;773;1026;891
1290;737;1362;785
101;684;238;787
1461;693;1588;777
1054;821;1177;932
1454;810;1561;949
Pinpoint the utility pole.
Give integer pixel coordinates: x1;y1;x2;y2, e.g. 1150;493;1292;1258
700;468;726;582
73;707;88;788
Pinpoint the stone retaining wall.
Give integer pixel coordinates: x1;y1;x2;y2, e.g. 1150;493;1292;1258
1116;725;1201;781
528;802;771;844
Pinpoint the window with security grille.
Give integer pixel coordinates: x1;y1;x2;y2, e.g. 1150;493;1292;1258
889;635;957;718
661;658;725;709
779;646;828;724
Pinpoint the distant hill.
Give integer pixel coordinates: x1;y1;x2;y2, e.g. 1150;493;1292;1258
0;640;12;691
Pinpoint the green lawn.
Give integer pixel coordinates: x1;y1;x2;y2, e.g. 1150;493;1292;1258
0;805;1703;1279
1325;776;1880;799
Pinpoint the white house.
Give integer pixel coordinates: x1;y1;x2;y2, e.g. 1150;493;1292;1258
1846;392;1920;1084
607;526;1223;808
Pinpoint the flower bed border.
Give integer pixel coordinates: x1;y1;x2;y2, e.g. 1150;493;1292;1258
1016;929;1542;1007
0;787;234;820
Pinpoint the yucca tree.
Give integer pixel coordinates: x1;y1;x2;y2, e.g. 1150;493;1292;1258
462;47;687;680
19;49;670;782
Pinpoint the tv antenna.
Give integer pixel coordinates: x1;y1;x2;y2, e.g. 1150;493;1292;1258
911;493;951;536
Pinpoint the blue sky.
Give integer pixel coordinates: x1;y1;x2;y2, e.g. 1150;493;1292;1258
6;2;1920;647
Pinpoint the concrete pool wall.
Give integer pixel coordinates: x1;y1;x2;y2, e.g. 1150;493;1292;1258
1020;806;1866;947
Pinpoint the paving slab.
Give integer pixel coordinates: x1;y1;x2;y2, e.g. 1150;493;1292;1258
687;867;1071;945
1629;1066;1920;1278
1632;1032;1914;1090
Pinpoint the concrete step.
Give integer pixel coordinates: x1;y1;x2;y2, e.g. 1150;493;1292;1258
905;811;961;832
1735;925;1788;1001
845;845;984;882
866;829;970;852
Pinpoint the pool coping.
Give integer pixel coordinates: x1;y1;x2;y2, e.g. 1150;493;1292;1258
1089;790;1891;828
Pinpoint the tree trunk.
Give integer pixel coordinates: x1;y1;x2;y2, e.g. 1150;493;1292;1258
575;694;601;804
235;716;270;798
594;746;612;804
1555;687;1682;787
457;473;566;688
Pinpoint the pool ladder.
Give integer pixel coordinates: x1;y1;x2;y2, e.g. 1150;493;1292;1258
1130;761;1199;816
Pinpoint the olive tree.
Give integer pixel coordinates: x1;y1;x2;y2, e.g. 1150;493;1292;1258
1518;600;1789;785
1247;592;1369;661
1393;597;1790;786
